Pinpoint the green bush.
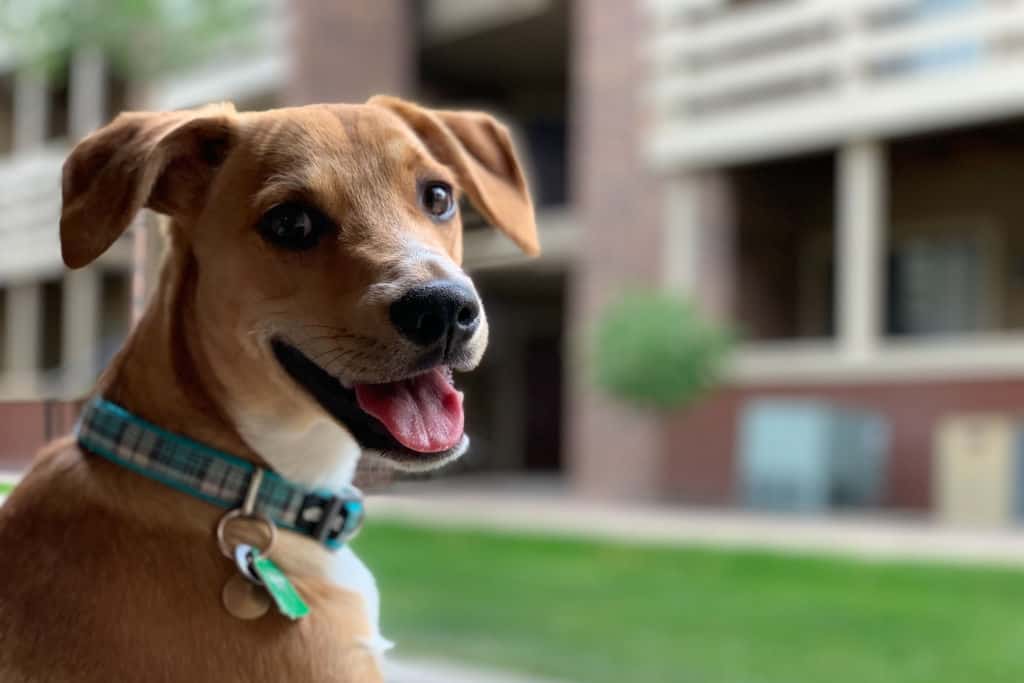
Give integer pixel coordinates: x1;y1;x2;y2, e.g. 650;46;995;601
593;290;731;410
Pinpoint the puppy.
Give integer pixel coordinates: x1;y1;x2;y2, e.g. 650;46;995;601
0;96;538;682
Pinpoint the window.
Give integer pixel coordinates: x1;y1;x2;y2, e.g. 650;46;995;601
887;119;1024;336
99;271;131;368
40;279;63;371
0;288;7;373
105;68;130;124
733;151;837;341
887;226;995;336
45;58;70;142
0;73;14;155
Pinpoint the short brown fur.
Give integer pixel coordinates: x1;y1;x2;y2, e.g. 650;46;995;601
0;97;537;682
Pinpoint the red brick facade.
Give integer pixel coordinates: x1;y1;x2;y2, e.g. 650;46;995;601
286;0;413;105
664;378;1024;510
566;0;670;499
0;401;80;471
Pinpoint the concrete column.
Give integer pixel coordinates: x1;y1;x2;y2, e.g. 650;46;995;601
663;174;701;294
5;282;41;393
62;49;106;389
62;267;100;394
568;0;667;500
69;47;106;139
13;70;47;152
837;140;886;360
664;171;736;322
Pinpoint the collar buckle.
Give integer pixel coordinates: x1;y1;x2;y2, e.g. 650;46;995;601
312;494;365;547
77;397;369;553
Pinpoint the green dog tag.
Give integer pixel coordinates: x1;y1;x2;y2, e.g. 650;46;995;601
251;552;310;620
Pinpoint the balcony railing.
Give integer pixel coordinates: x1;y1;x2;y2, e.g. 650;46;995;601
0;145;138;283
647;0;1024;168
0;147;65;281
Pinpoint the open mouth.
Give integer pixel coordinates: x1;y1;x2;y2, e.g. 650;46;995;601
271;339;467;468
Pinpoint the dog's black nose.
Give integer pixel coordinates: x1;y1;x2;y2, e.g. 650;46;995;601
390;281;481;350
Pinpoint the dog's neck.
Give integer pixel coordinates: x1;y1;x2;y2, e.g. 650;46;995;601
95;229;361;491
96;234;248;455
88;231;387;647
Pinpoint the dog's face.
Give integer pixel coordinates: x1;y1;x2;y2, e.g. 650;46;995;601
59;98;538;473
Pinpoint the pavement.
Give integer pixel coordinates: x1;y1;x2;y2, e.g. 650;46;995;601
8;469;1024;567
368;475;1024;568
384;657;560;683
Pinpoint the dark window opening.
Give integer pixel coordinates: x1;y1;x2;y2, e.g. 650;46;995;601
99;270;131;369
46;58;70;142
40;280;63;371
416;0;569;210
0;289;7;373
887;118;1024;336
0;74;14;155
732;151;837;341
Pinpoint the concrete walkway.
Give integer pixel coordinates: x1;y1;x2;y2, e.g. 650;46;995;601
385;657;560;683
369;477;1024;568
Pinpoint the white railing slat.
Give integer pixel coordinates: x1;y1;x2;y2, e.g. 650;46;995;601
0;148;65;279
654;42;841;107
651;0;835;64
865;5;1024;63
646;0;1024;168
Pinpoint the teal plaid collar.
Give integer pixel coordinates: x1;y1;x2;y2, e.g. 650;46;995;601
76;397;364;551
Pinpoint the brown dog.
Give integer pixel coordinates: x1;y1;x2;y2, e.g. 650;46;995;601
0;96;537;682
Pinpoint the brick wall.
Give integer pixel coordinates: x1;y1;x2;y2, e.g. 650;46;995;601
663;378;1024;510
566;0;670;499
0;401;81;472
286;0;413;105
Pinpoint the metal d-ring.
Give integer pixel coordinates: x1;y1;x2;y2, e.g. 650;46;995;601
216;469;277;559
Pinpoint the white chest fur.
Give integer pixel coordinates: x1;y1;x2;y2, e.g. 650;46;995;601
232;409;363;492
331;546;394;655
231;407;392;653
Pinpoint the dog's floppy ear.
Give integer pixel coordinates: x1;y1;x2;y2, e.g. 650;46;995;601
368;95;539;256
60;104;237;269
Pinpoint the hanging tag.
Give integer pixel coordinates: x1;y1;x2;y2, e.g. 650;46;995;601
222;573;272;620
233;543;262;584
250;551;310;620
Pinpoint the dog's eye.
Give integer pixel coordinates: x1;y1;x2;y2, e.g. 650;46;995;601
259;203;326;250
421;182;456;221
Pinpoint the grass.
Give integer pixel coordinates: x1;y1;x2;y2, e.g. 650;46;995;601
0;482;13;495
355;521;1024;683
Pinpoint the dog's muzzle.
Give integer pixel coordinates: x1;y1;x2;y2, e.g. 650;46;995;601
389;279;481;362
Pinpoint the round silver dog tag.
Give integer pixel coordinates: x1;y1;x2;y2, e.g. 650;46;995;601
222;573;271;620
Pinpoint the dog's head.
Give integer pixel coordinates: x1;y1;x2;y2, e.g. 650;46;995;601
59;97;538;477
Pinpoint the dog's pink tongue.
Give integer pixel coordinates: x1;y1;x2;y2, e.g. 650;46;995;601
354;369;464;453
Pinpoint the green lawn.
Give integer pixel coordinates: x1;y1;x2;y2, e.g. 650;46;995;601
0;482;13;495
356;521;1024;683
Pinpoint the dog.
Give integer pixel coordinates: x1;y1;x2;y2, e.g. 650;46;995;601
0;96;538;682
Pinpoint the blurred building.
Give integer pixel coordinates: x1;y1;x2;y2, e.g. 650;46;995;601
0;1;575;475
640;0;1024;510
7;0;1024;514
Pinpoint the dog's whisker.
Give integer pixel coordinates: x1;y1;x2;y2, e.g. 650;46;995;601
299;333;355;344
292;323;380;343
310;344;353;361
320;349;357;371
295;323;353;333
